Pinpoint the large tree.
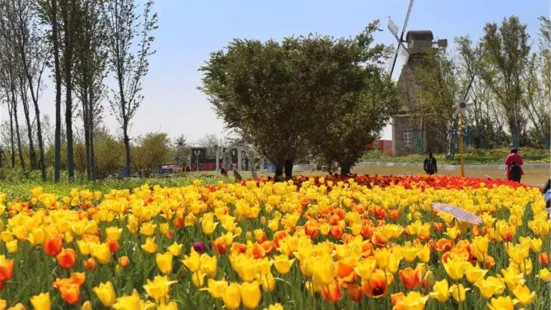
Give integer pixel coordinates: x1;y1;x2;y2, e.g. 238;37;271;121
73;0;108;180
201;23;396;178
303;22;399;175
103;0;158;178
480;16;530;148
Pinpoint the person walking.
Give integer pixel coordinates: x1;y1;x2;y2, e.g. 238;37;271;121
424;152;437;175
509;161;523;183
543;179;551;209
505;148;523;181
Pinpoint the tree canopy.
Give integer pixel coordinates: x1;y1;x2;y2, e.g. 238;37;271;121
200;21;398;176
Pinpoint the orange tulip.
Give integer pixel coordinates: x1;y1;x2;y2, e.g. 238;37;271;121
58;283;80;305
484;256;496;269
83;258;96;271
261;241;274;255
272;231;288;248
433;223;443;232
362;270;387;298
330;225;343;239
70;272;86;286
119;256;130;268
361;241;374;257
212;237;227;255
371;231;388;248
246;243;265;259
56;248;77;269
107;240;120;253
0;257;14;281
436;239;454;252
540;252;549;265
335;259;357;284
389;210;400;221
321;281;342;303
44;236;63;256
399;268;421;289
347;284;363;302
391;292;405;307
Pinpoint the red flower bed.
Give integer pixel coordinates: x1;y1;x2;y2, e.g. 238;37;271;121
244;174;533;190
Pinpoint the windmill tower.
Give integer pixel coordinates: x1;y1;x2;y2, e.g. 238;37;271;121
387;0;448;156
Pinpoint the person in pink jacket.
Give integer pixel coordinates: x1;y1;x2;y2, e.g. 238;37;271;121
504;148;523;181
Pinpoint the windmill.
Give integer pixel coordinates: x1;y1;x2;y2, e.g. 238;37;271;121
387;1;449;156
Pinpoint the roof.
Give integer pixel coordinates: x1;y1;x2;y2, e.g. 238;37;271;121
406;30;434;42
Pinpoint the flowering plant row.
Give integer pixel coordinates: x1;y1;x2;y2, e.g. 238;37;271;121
0;175;548;310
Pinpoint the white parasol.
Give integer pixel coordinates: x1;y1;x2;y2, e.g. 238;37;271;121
432;203;482;225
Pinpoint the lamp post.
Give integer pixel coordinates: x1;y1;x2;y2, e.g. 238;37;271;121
194;150;201;172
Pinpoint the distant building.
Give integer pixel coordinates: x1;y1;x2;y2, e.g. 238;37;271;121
367;140;393;156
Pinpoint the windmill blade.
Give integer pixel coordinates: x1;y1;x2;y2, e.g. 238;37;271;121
399;0;415;42
388;18;399;42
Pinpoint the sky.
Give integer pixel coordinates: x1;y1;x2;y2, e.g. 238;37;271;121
1;0;549;144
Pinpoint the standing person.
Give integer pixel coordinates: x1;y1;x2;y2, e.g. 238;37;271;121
424;152;438;175
543;179;551;209
505;148;523;181
509;161;523;183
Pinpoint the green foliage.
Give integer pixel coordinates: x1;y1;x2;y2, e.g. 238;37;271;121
131;132;172;177
200;21;398;174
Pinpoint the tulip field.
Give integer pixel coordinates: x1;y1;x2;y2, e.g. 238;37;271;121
0;175;549;309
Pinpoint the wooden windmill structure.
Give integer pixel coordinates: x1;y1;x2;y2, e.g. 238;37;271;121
388;0;448;156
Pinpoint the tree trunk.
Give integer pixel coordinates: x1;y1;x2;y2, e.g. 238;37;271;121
8;99;15;168
124;125;131;178
274;163;284;182
10;88;25;170
90;123;96;180
33;102;47;181
19;83;37;170
82;93;91;180
62;0;75;182
284;159;293;180
339;163;352;176
52;0;62;183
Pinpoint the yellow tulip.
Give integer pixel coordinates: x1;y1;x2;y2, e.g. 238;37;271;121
450;284;469;302
488;296;515;310
112;290;143;309
157;301;178;310
417;245;430;263
465;263;488;284
394;291;428;310
222;283;241;310
139;223;156;236
143;276;177;302
240;281;261;309
200;254;217;276
167;242;183;256
156;252;173;274
141;237;158;254
90;243;111;264
81;301;92;310
273;255;294;274
429;279;449;302
6;240;17;254
443;258;467;280
203;278;228;299
182;250;201;273
263;303;284;310
538;268;551;281
105;227;122;241
93;281;117;307
30;292;50;310
475;276;504;299
192;272;206;288
258;272;276;292
512;285;536;305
